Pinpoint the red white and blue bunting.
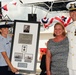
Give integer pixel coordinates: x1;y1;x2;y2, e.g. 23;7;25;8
40;16;72;28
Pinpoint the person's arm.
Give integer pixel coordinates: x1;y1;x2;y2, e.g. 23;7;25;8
1;51;18;73
46;50;52;75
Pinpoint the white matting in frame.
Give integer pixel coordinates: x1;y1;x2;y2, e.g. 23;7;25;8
10;20;40;73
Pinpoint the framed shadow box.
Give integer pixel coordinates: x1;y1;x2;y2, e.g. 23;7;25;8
10;20;40;73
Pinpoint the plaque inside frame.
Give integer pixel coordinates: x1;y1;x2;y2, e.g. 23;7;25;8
10;20;40;73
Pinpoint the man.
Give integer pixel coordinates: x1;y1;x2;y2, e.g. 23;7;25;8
66;1;76;75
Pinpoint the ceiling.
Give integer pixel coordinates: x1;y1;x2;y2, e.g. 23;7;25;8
21;0;76;11
36;1;76;11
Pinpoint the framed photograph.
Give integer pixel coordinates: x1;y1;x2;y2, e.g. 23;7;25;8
10;20;40;73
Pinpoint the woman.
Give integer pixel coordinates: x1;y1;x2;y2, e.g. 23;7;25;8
46;22;69;75
0;21;18;75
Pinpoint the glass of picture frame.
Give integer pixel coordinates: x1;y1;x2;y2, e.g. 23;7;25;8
10;20;40;73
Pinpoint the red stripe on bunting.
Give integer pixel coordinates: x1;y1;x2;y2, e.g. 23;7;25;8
54;16;64;25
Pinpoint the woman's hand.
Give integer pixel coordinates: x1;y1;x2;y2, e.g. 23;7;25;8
11;67;18;73
1;52;18;73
